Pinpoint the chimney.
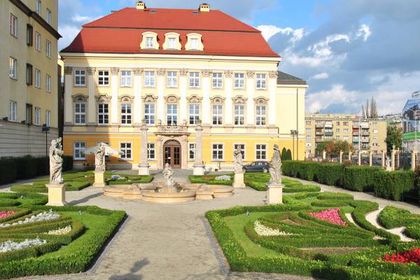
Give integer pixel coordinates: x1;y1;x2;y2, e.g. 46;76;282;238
136;1;146;10
199;3;210;12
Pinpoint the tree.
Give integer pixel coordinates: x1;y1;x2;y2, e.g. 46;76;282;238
370;97;378;118
285;149;292;160
281;147;287;160
316;140;353;158
385;125;403;154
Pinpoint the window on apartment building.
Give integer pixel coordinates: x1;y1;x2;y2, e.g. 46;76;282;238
212;104;223;125
167;104;178;126
212;72;223;89
189;103;200;125
256;144;267;160
147;143;155;160
234;144;245;160
190;38;199;50
306;135;311;141
35;69;41;88
336;128;340;133
306;120;311;125
74;69;86;86
343;128;349;133
189;143;196;160
120;143;132;160
144;103;155;125
343;122;349;126
306;128;311;135
167;37;177;49
34;107;41;125
120;70;132;87
26;104;33;125
74;102;86;124
36;0;42;14
256;73;267;89
98;103;109;125
46;8;52;24
234;104;245;126
9;101;17;121
144;71;155;87
189;72;200;88
9;14;18;38
35;32;41;51
98;70;109;86
46;40;51;58
26;64;33;85
234;73;245;89
256;105;266;126
121;103;132;125
145;36;154;48
167;71;177;88
212;144;224;161
74;142;86;160
46;74;51;92
26;24;33;46
9;57;17;79
45;110;51;126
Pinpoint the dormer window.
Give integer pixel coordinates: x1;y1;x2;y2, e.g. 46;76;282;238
163;33;181;50
141;32;158;50
186;33;203;51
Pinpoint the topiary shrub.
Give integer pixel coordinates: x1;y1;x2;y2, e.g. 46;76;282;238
316;163;344;186
343;166;380;192
0;158;17;185
373;170;414;201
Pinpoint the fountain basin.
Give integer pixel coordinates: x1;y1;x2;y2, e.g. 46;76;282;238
141;190;196;203
208;185;235;198
104;185;142;200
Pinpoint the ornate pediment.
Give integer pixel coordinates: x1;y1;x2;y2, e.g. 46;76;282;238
188;95;202;103
210;96;225;104
232;95;247;104
254;96;269;105
143;95;158;103
96;95;112;102
120;96;134;103
72;94;88;102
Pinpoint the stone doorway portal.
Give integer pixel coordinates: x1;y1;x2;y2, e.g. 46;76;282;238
163;140;181;169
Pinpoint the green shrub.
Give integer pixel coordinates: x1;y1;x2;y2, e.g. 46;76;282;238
284;184;320;193
188;175;233;186
317;192;353;201
106;175;154;185
0;199;20;207
343;166;380;192
316;163;344;186
378;206;420;240
0;158;17;185
373;170;414;201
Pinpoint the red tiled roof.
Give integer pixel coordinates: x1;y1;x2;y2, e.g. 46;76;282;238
61;7;279;58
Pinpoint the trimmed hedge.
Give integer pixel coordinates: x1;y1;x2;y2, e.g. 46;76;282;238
0;156;73;185
188;175;233;186
283;161;418;203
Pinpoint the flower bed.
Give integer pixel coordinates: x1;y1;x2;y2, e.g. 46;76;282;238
0;238;46;253
254;220;293;236
0;211;16;220
47;225;72;235
383;248;420;265
309;208;347;226
0;210;60;228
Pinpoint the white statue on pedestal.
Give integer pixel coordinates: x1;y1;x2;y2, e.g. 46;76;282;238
95;143;106;172
269;144;282;185
49;138;63;185
233;148;244;174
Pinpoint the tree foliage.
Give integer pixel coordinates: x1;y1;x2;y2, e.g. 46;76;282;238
316;140;353;157
386;125;403;154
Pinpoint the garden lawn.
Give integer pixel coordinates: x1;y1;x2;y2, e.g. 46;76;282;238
189;174;233;186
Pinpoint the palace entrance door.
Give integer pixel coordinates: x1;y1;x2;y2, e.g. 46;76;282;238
163;140;181;169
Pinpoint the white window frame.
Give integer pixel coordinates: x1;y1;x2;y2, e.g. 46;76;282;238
189;103;200;125
256;144;267;160
212;72;223;89
74;102;86;125
45;110;51;127
212;104;223;125
147;143;155;160
46;40;51;58
212;144;224;161
190;38;199;50
189;72;200;88
234;104;245;126
9;13;18;38
121;103;132;125
34;107;41;125
35;68;41;88
46;74;51;92
98;70;109;86
189;143;196;160
167;71;177;88
9;101;17;121
234;73;245;89
256;105;266;126
144;103;155;125
98;103;109;125
144;71;155;87
35;32;41;51
256;73;267;89
234;144;246;160
167;104;178;126
46;8;52;24
120;142;132;160
146;36;154;48
74;69;86;87
167;37;177;49
120;70;132;87
9;57;17;79
73;142;86;160
36;0;42;14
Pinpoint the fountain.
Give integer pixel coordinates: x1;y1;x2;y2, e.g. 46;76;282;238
103;163;234;203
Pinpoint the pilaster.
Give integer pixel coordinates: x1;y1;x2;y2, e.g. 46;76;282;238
224;71;233;125
64;66;73;125
157;69;165;124
87;67;96;125
268;71;278;126
111;67;120;124
179;70;188;123
246;71;255;125
202;70;211;125
133;68;143;125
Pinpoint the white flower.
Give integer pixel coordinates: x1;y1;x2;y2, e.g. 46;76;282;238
254;220;294;236
0;238;46;253
47;225;72;235
0;210;60;228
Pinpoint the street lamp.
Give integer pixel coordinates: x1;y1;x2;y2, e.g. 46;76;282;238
290;130;298;160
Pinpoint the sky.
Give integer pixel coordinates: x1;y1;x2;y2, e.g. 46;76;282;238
58;0;420;115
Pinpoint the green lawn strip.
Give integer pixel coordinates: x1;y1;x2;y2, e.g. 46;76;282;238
188;175;233;186
106;174;154;185
378;206;420;240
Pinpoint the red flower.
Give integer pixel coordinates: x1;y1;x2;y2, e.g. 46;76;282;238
0;211;15;219
383;248;420;265
309;208;347;226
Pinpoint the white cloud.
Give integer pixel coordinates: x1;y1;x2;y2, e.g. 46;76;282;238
72;15;93;23
311;72;329;80
356;24;372;41
58;25;80;50
257;25;282;41
306;84;358;113
257;25;304;43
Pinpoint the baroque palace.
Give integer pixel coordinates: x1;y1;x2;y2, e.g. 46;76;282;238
60;2;307;173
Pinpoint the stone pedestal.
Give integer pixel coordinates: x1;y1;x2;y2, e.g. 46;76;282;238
93;171;105;188
193;164;205;176
233;173;246;188
47;184;66;206
411;150;417;171
138;164;150;176
267;184;283;204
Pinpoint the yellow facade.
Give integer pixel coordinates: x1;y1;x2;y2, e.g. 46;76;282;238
0;0;60;157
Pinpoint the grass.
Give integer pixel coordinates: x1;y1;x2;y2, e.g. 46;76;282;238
106;174;154;185
189;174;233;186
